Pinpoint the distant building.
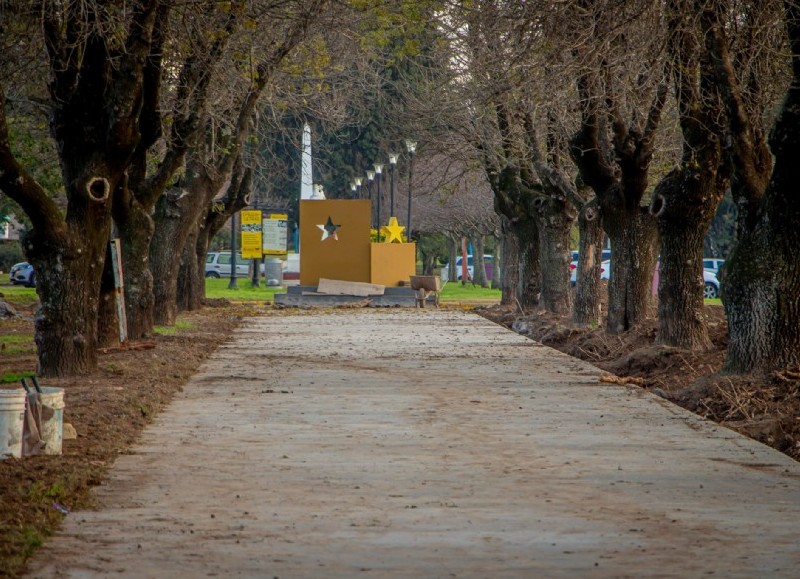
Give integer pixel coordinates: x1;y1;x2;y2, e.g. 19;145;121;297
1;216;23;240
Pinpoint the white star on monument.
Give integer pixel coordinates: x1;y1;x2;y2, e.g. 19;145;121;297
317;216;341;241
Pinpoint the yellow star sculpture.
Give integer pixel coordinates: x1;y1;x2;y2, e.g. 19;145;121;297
380;216;406;243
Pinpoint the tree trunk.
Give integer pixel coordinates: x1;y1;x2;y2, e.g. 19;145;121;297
446;235;457;283
151;193;185;325
573;201;604;327
116;204;156;339
499;218;518;306
537;199;575;315
29;226;110;376
97;243;120;348
510;218;540;310
491;234;501;290
712;1;800;373
604;208;659;333
473;235;488;288
652;172;723;350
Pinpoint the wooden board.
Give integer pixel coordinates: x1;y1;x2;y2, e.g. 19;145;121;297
317;278;385;297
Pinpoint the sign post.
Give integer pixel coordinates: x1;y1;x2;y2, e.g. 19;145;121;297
241;210;263;287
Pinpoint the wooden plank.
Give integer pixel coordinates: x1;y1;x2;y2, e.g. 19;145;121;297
316;278;385;296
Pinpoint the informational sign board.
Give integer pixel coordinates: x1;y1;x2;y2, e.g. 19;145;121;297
262;213;288;256
240;210;263;259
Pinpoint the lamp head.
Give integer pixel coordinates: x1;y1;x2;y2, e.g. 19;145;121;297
367;170;375;181
389;153;399;165
405;139;417;154
374;163;384;175
355;177;362;186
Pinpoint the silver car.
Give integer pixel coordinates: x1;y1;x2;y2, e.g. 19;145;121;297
9;262;35;287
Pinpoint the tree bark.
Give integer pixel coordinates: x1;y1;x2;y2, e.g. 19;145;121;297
30;227;109;376
509;218;540;310
473;235;488;287
604;207;659;333
115;203;156;339
652;171;724;350
573;200;604;326
499;217;519;307
536;199;573;314
491;234;501;290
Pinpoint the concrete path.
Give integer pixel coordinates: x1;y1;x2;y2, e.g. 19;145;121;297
25;310;800;578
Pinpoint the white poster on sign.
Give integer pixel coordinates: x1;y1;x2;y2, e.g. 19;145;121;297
263;213;288;255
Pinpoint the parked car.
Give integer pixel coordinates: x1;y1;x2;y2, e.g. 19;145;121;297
9;261;35;287
205;252;253;278
450;255;494;281
704;269;720;299
703;258;725;276
570;250;612;285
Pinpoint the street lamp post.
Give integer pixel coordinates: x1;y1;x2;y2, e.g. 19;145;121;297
405;140;417;240
388;153;398;216
351;181;357;198
374;163;384;231
366;170;375;227
228;210;238;289
355;177;362;198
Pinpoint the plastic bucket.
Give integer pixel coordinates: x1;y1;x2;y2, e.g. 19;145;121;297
39;387;65;455
0;389;26;459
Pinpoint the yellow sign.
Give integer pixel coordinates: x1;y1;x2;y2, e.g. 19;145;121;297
240;210;263;259
263;213;288;256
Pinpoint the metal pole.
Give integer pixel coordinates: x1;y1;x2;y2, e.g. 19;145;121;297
389;154;398;216
405;140;416;240
228;211;238;289
374;163;384;232
367;170;375;228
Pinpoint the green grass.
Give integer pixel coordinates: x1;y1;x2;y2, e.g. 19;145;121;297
439;281;501;304
0;333;36;354
153;320;196;336
1;370;35;384
204;277;284;302
0;284;38;306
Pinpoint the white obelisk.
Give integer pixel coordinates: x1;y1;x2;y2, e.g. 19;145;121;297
301;123;317;200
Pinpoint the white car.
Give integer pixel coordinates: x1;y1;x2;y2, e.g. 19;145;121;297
446;255;494;281
703;269;720;299
703;258;725;276
205;252;254;278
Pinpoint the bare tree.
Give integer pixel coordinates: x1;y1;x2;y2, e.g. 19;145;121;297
700;0;800;372
0;1;164;375
151;0;326;325
650;0;730;350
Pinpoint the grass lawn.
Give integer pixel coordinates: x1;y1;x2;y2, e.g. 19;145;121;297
204;277;284;302
2;279;722;309
0;284;38;306
439;281;501;305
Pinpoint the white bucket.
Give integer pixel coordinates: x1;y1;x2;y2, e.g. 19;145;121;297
39;387;65;455
0;389;27;459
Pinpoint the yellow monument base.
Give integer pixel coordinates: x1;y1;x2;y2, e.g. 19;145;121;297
370;243;416;287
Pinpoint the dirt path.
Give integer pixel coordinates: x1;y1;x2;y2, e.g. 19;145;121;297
25;310;800;578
